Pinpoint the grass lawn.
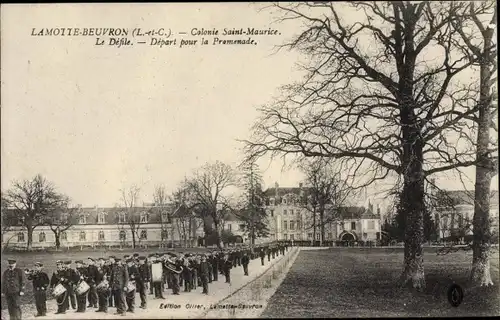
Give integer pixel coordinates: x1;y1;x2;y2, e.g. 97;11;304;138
1;247;211;309
261;248;500;318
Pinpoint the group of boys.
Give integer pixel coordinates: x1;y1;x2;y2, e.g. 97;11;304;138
1;243;289;319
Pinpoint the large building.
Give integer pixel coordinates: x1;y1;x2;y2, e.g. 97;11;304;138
2;203;205;250
260;183;382;243
433;190;499;240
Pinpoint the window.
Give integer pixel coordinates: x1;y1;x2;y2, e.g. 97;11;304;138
290;210;294;215
265;198;270;206
239;224;245;231
297;220;301;229
376;232;381;240
290;221;295;231
307;233;312;239
344;222;349;230
368;221;375;230
270;209;274;217
284;209;287;215
283;220;288;230
316;233;320;240
98;213;105;224
79;231;86;241
98;231;105;240
161;230;168;240
38;232;46;242
351;222;356;230
140;212;149;223
17;232;25;242
228;224;232;232
118;212;126;224
458;215;464;228
119;230;126;240
290;234;295;240
140;230;148;240
328;233;333;239
284;234;288;240
78;214;86;224
61;231;67;241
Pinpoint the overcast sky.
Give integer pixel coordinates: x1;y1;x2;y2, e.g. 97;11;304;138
2;3;497;208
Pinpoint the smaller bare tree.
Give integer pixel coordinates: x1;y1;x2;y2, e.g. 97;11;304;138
118;185;142;249
43;198;78;250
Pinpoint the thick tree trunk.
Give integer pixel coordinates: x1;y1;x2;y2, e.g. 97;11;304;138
55;233;61;250
470;34;495;286
399;106;426;290
131;230;136;249
213;219;222;249
26;222;33;251
320;206;325;246
312;209;316;246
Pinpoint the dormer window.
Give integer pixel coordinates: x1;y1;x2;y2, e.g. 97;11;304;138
140;212;149;223
118;212;126;223
98;212;106;224
78;214;86;224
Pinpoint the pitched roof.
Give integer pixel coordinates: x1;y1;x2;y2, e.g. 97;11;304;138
335;206;379;220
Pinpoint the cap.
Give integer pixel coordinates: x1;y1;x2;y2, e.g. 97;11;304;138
115;258;122;262
98;257;105;261
56;260;63;264
7;259;16;263
123;255;130;259
35;262;43;267
87;257;95;261
138;256;146;260
109;256;116;259
133;253;139;257
126;257;134;262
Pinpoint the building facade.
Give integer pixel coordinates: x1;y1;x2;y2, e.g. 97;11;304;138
434;190;499;240
2;203;205;249
260;183;382;243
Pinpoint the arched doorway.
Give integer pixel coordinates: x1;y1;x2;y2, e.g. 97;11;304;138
341;233;355;241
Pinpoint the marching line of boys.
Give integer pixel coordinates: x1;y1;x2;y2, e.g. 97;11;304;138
2;243;289;319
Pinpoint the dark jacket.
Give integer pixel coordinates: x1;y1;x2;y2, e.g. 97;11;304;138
87;265;99;285
28;271;50;291
199;261;210;276
110;264;129;290
137;264;150;283
242;256;250;265
1;267;26;295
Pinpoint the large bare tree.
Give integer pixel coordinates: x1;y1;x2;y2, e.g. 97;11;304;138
2;174;68;250
117;185;142;249
184;161;235;249
451;1;498;286
43;198;78;250
243;2;493;290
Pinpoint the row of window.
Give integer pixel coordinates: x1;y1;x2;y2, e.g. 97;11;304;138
266;196;306;206
16;229;160;242
281;220;301;231
269;209;300;217
276;233;331;240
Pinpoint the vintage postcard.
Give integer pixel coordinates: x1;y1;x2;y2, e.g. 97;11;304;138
1;2;498;319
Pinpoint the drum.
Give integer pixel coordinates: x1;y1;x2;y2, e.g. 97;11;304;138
96;280;109;293
52;283;67;297
126;281;136;292
76;280;90;295
152;262;163;283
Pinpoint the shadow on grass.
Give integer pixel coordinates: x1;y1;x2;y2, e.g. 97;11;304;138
261;248;500;318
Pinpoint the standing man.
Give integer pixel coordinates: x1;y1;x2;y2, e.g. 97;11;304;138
223;254;232;284
147;254;155;295
95;258;109;313
210;251;218;281
27;262;50;317
64;261;78;310
87;257;99;308
136;256;150;309
182;255;192;292
267;247;271;262
151;255;165;299
105;257;115;309
50;260;69;314
125;257;138;313
75;260;89;313
241;252;250;276
259;248;266;266
110;257;129;316
199;255;210;295
1;259;26;320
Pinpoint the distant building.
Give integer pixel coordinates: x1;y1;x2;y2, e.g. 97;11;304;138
433;190;499;240
260;182;382;242
1;203;205;249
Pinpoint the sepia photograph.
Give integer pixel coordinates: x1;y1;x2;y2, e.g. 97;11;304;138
1;2;498;319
